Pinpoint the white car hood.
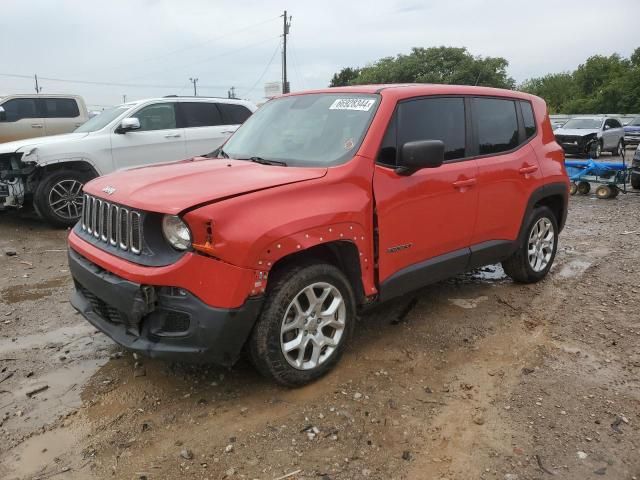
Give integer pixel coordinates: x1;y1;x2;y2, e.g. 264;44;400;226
554;128;599;136
0;132;90;155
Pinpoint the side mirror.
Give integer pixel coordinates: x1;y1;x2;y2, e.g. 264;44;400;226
396;140;444;175
603;124;610;130
117;117;140;133
0;106;6;122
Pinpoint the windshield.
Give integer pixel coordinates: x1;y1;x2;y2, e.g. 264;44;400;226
628;117;640;126
75;106;129;132
562;118;602;130
220;93;380;167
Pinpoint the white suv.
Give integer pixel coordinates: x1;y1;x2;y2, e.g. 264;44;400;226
0;96;256;226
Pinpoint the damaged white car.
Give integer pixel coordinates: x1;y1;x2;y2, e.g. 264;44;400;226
0;96;256;227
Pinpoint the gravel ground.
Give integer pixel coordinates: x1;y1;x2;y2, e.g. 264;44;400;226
0;152;638;480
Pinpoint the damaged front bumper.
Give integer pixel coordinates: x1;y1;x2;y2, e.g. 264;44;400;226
0;153;35;209
68;247;264;366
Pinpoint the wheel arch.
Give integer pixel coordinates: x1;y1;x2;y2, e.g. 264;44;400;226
518;182;568;244
34;159;100;179
266;241;366;304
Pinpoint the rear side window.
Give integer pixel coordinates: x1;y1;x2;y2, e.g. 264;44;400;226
473;98;519;155
134;103;177;131
179;102;223;128
1;98;39;122
520;101;536;139
217;103;252;124
396;97;466;161
42;98;80;118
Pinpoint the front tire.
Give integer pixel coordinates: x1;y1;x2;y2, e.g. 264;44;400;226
248;263;356;387
502;206;558;284
590;141;602;159
34;170;91;228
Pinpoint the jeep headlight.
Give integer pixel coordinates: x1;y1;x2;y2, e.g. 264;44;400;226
162;215;192;251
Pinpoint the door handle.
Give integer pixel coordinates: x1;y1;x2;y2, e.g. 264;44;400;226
31;124;43;128
519;165;538;175
164;133;181;138
452;178;477;190
221;130;235;134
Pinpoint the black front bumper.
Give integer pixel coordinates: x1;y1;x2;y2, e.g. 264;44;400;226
69;248;263;366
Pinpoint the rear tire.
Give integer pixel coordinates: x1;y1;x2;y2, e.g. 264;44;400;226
502;206;558;284
248;263;356;387
34;170;92;228
631;172;640;190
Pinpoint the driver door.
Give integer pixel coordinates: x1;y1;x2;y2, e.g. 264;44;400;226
373;97;478;299
110;102;186;171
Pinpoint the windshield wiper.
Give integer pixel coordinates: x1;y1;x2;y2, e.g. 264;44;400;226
245;156;287;167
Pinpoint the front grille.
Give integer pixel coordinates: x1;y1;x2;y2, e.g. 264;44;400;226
78;285;125;325
81;194;142;254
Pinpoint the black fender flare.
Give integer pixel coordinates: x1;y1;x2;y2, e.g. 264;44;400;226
517;182;568;246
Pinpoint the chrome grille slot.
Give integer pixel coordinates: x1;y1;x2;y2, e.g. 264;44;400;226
119;207;129;250
80;194;143;255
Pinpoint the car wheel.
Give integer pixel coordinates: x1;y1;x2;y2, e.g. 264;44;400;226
502;206;558;284
34;170;90;228
615;139;624;157
248;262;356;387
631;172;640;190
590;141;602;159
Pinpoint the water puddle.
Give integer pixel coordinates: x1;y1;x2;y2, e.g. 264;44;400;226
0;277;68;304
449;296;489;309
0;323;97;354
1;423;88;479
557;259;593;278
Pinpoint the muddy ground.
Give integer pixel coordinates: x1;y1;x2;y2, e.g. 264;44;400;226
0;155;639;480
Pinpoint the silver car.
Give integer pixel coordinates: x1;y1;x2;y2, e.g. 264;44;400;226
554;116;625;158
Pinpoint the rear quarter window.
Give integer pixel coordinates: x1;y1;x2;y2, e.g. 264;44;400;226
520;101;536;139
217;103;252;124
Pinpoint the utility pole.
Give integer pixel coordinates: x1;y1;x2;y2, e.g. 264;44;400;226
34;74;42;94
281;10;292;94
122;94;127;103
189;77;199;96
228;86;236;99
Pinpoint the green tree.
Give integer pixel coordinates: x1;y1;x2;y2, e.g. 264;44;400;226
330;67;362;87
519;73;576;113
329;46;515;89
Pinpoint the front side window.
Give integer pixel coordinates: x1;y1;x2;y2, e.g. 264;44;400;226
474;98;519;155
520;101;536;139
42;98;80;118
607;119;622;128
1;98;39;122
396;97;466;161
133;103;177;131
221;94;380;167
218;103;252;124
179;102;223;128
629;117;640;126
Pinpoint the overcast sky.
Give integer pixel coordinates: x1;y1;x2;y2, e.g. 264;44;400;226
1;0;638;108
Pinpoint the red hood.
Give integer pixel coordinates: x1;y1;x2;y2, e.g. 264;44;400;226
84;158;328;214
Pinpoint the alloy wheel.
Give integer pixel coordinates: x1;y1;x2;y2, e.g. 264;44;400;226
280;282;346;370
527;217;555;272
48;179;84;220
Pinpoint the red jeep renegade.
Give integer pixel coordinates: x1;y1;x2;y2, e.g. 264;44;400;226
68;85;569;386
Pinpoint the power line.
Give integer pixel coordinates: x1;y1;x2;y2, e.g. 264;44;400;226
102;16;280;74
124;35;280;82
0;72;248;90
241;41;282;97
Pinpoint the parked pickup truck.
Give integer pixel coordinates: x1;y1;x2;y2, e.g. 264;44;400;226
0;96;256;226
68;85;569;386
0;94;89;143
